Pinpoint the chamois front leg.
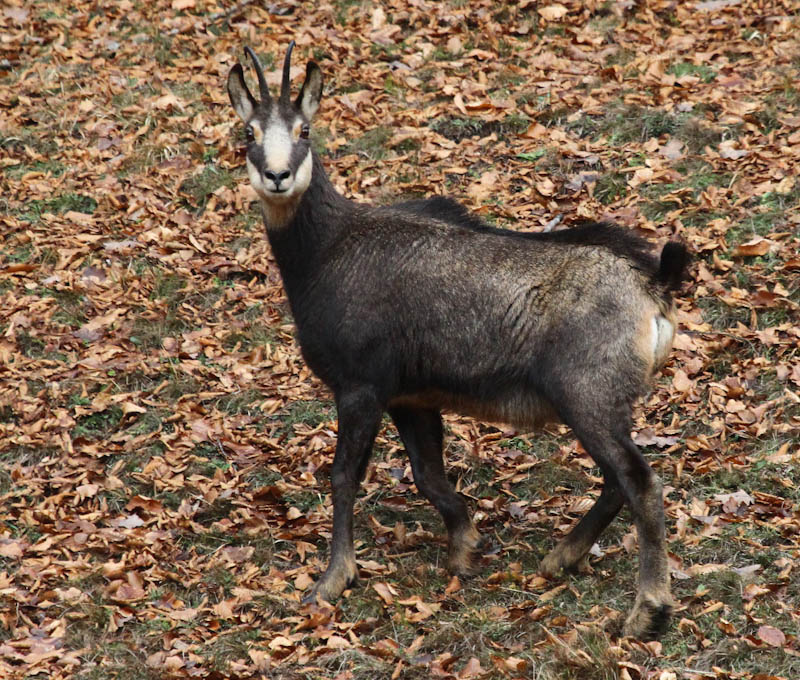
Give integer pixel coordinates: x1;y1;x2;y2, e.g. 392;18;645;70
304;389;381;604
390;407;481;575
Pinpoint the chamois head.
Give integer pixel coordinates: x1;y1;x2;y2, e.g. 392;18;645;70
227;43;323;224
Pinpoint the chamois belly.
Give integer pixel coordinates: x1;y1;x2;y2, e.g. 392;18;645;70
388;389;559;430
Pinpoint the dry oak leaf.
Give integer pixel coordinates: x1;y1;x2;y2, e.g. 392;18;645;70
734;238;771;256
468;170;499;203
659;137;685;160
539;4;568;21
714;489;754;513
503;657;528;673
633;428;679;448
109;572;146;602
774;176;795;194
373;581;397;605
757;625;786;647
294;571;314;591
166;607;199;622
0;538;27;558
117;513;145;529
213;599;235;619
326;635;351;649
268;636;294;651
459;657;487;679
249;648;271;671
536;177;556;196
719;139;748;159
628;167;654;188
672;369;693;392
697;0;742;9
75;483;99;501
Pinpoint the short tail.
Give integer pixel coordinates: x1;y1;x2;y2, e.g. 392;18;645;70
656;241;689;291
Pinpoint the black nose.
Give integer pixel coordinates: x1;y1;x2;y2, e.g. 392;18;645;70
265;169;291;187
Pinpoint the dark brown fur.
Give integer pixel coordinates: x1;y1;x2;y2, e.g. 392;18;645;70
227;45;688;640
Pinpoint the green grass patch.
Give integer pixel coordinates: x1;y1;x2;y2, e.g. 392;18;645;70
129;313;192;349
179;164;234;212
431;114;530;142
18;192;97;223
594;171;627;204
344;125;393;160
725;208;787;249
667;61;717;83
0;129;61;157
14;330;47;358
72;406;124;440
272;399;334;438
560;103;727;152
5;159;66;179
199;628;262;673
151;272;187;301
35;286;88;327
214;389;263;416
223;307;276;352
516;149;546;162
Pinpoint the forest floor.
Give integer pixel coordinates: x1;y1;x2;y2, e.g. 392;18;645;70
1;1;799;678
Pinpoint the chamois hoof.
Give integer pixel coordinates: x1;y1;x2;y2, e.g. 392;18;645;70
447;525;483;576
539;550;565;579
302;566;359;605
622;596;673;640
540;543;591;578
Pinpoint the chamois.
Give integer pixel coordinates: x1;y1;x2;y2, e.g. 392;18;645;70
227;43;688;639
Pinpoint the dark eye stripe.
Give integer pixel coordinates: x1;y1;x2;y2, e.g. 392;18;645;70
289;141;310;171
248;144;265;169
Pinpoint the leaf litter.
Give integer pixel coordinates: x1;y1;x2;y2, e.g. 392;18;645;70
1;0;799;679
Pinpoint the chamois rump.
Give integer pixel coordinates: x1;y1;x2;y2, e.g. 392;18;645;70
226;42;688;639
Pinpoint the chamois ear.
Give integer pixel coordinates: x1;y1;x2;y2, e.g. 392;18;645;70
295;61;323;120
227;63;257;122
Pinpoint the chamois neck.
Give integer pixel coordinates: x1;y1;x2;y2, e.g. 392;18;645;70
263;151;351;288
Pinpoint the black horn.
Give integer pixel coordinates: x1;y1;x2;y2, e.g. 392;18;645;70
244;46;271;103
279;40;296;105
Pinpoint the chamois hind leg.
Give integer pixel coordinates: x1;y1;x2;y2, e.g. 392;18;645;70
389;407;481;575
540;467;624;577
305;389;382;604
558;405;672;640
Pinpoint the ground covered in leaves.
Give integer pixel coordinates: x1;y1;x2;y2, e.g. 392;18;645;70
1;0;799;678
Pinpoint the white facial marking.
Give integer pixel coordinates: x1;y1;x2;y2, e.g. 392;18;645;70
262;111;293;174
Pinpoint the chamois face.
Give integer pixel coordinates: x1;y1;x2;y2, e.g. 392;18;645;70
227;44;323;223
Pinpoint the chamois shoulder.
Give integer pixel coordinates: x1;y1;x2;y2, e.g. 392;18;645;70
391;196;492;232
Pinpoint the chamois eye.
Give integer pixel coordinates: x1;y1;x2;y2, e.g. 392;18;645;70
245;125;254;143
300;124;310;139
